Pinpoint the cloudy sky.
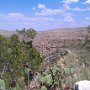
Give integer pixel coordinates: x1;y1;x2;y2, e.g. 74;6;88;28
0;0;90;31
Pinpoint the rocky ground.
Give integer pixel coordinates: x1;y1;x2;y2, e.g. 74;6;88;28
0;27;88;90
0;27;86;56
33;27;86;57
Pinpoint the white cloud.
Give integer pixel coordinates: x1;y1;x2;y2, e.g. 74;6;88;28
85;17;90;20
63;12;74;17
84;0;90;4
63;13;75;22
8;13;24;17
35;8;64;16
87;7;90;10
72;7;86;11
71;7;90;12
64;16;75;22
62;4;89;12
38;4;46;9
0;13;4;16
35;3;64;16
0;13;57;30
0;13;56;22
62;2;90;12
63;4;71;10
32;7;36;10
63;0;79;4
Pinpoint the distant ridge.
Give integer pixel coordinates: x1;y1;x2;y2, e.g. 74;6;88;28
0;27;87;56
0;30;15;37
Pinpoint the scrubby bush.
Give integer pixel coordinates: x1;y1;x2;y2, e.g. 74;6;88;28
0;28;42;89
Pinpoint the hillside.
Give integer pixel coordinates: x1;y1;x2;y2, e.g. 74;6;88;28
0;27;89;90
0;30;15;37
0;27;86;57
33;27;86;56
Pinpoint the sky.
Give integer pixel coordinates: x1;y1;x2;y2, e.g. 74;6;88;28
0;0;90;31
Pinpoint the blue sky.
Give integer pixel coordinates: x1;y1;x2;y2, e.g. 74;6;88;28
0;0;90;31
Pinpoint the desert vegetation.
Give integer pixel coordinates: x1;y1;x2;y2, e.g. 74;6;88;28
0;26;90;90
0;28;42;89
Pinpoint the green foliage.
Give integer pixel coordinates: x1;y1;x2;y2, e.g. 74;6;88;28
26;28;37;38
16;28;37;39
76;25;90;81
83;26;90;51
0;30;42;89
